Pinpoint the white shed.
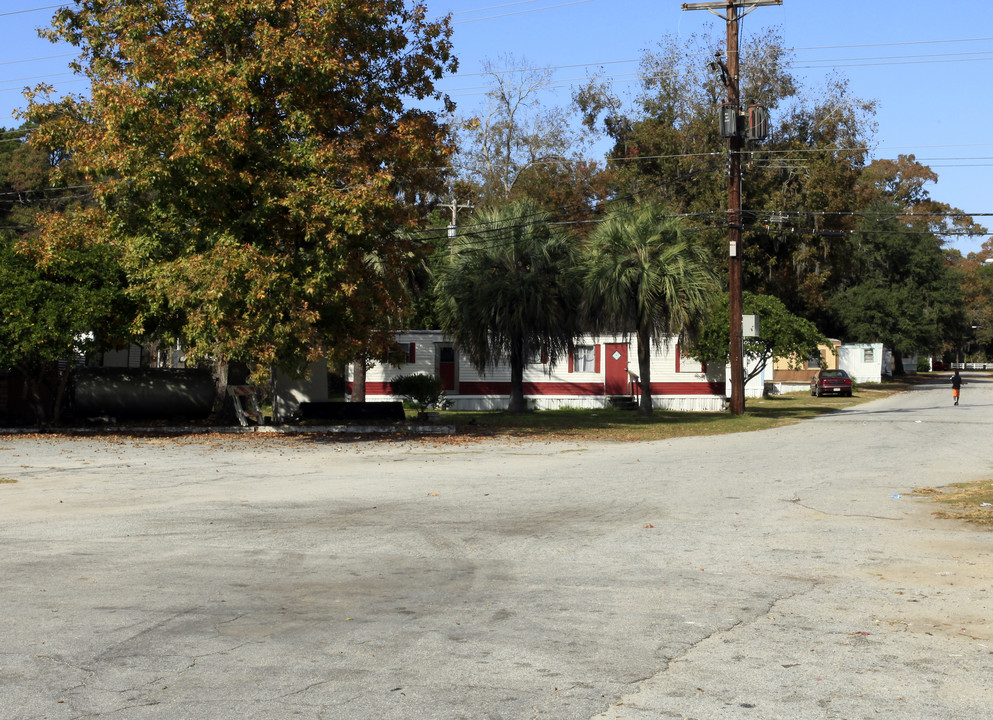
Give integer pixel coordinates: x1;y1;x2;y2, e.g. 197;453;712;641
839;343;885;383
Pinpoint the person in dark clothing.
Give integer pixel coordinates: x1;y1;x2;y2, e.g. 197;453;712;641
951;370;962;405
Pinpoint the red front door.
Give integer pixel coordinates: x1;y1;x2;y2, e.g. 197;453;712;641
605;343;629;395
438;345;457;392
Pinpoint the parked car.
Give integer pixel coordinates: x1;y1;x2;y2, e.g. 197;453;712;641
810;369;853;397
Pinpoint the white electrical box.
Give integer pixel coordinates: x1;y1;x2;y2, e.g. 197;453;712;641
742;314;760;337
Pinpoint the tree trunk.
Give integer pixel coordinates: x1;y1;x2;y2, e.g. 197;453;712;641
637;327;653;416
211;359;229;421
508;338;526;413
22;363;49;426
351;358;367;402
891;349;905;376
50;363;73;425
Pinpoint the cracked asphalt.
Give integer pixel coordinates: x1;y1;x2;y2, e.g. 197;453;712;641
2;375;992;719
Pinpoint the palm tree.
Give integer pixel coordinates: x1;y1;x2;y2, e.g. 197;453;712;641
583;203;718;415
434;199;580;413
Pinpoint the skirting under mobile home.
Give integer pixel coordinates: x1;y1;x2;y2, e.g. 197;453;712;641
348;331;727;412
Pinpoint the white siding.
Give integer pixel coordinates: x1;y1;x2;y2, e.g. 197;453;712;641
352;331;726;412
839;343;884;383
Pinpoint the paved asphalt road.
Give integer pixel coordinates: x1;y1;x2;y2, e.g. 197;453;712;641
2;375;992;720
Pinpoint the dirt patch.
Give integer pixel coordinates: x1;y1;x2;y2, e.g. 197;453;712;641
913;482;993;527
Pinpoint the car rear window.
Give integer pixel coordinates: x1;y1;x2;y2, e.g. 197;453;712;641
821;370;846;378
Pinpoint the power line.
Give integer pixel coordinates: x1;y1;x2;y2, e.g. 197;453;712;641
0;5;65;18
2;26;988;95
446;0;546;16
790;55;993;70
1;71;78;86
446;35;993;82
797;36;993;52
0;77;85;97
0;52;75;67
452;0;592;24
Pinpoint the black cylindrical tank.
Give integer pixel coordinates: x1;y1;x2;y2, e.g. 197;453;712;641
71;368;214;420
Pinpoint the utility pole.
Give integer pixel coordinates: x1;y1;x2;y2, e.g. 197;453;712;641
682;0;781;416
439;197;474;239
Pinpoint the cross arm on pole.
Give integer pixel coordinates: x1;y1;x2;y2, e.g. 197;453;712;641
681;1;782;9
682;0;782;19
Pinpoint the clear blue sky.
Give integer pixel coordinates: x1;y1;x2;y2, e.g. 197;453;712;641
3;1;991;254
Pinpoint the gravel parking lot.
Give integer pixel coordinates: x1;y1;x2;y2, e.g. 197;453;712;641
2;376;992;719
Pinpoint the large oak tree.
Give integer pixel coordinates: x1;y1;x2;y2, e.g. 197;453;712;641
24;0;457;373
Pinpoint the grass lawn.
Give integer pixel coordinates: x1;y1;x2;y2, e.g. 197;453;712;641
426;381;906;442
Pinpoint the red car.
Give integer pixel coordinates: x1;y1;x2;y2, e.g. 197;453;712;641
810;369;853;397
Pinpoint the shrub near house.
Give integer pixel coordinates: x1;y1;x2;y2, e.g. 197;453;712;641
389;373;451;412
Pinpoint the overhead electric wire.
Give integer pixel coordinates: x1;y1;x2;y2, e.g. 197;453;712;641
441;35;993;83
451;0;592;24
805;36;993;50
1;71;78;86
0;52;75;67
445;0;547;16
0;77;85;97
0;5;65;18
443;43;993;95
790;55;993;70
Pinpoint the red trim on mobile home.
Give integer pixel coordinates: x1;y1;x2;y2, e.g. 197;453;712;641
646;382;723;395
458;381;605;396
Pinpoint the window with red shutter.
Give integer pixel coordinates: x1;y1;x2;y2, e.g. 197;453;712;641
571;345;596;373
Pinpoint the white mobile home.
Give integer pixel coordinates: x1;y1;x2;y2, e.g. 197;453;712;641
349;330;726;412
839;342;885;383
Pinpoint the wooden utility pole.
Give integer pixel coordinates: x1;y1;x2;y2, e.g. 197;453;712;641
440;197;474;239
682;0;781;416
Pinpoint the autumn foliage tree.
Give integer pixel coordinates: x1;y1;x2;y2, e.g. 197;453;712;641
951;254;993;359
24;0;457;375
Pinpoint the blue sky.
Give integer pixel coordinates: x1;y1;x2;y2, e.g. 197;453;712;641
3;0;991;253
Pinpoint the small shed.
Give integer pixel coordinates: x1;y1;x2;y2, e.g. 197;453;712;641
839;343;885;383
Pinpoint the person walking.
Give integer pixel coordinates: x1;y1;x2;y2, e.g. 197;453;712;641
951;370;963;405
